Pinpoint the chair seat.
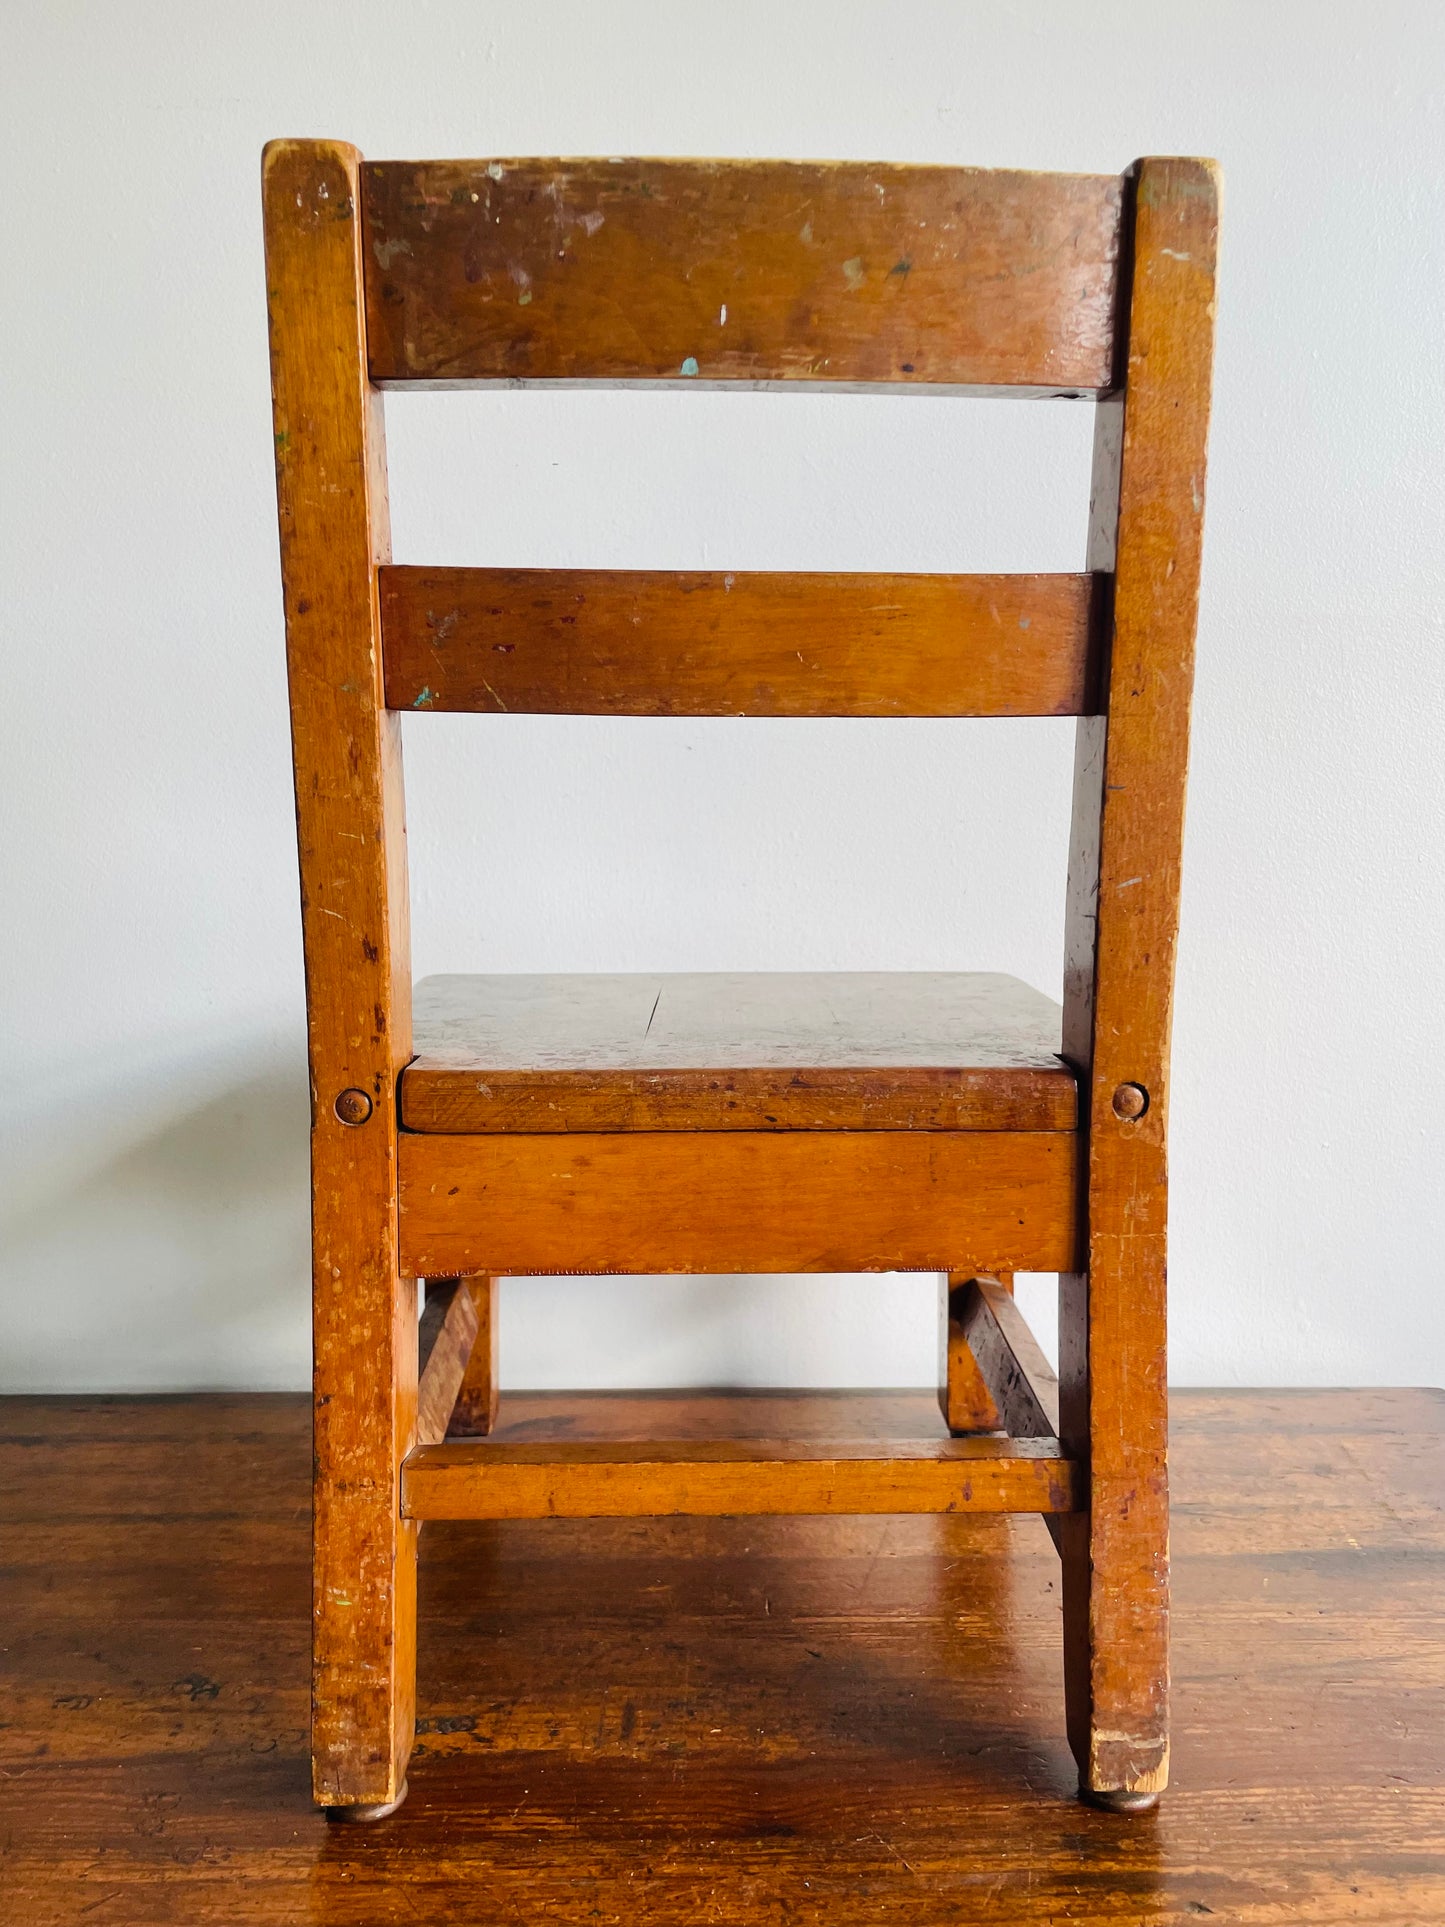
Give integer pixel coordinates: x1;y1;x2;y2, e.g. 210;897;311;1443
400;972;1077;1133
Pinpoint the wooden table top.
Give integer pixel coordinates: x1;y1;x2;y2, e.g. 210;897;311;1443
3;1386;1442;1924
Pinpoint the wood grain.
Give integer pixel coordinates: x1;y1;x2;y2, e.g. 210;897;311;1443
380;567;1104;717
959;1275;1060;1438
266;137;1218;1820
361;159;1124;390
938;1273;1003;1435
401;1435;1079;1519
397;1130;1081;1277
263;137;417;1811
416;1281;480;1446
1058;157;1220;1803
448;1276;501;1438
401;972;1078;1134
3;1389;1443;1924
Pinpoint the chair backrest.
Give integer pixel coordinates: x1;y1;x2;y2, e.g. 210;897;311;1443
368;158;1127;723
262;142;1217;1261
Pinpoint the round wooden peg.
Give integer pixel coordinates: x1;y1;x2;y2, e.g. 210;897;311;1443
334;1087;373;1126
1111;1081;1149;1121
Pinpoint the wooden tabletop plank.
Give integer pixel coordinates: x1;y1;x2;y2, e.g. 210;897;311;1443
2;1389;1442;1923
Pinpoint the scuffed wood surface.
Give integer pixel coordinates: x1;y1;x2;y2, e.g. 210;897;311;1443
397;1129;1080;1277
362;159;1124;389
448;1276;501;1438
3;1389;1443;1924
938;1272;1004;1435
401;971;1078;1134
415;1281;480;1447
1057;157;1220;1802
959;1274;1061;1437
380;568;1104;718
269;135;1218;1827
402;1434;1079;1520
263;137;417;1810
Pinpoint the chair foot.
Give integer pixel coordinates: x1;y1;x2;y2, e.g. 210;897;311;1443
1080;1783;1161;1815
324;1780;409;1824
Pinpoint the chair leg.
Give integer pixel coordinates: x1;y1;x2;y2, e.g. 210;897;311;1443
937;1272;1012;1434
1057;1261;1170;1811
312;1259;419;1815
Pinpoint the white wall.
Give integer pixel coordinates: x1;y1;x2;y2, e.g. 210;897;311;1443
4;1;1443;1392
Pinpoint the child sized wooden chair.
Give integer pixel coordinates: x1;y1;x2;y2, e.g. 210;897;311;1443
263;142;1217;1820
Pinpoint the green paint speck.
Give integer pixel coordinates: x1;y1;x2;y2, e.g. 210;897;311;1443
518;289;532;305
680;356;699;377
412;686;435;708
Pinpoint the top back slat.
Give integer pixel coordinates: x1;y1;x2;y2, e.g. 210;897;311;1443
362;160;1124;390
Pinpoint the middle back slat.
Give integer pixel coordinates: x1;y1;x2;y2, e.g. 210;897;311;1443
380;567;1104;718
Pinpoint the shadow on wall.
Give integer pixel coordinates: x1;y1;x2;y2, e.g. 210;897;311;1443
0;1031;1050;1392
0;1033;313;1391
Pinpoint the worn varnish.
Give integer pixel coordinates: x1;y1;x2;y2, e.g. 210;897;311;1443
402;1433;1079;1520
380;567;1104;717
361;159;1124;389
447;1276;501;1438
415;1280;480;1446
960;1274;1061;1437
397;1129;1080;1278
401;972;1078;1134
3;1389;1443;1924
267;143;1218;1814
938;1271;1007;1435
263;138;417;1812
1057;158;1220;1802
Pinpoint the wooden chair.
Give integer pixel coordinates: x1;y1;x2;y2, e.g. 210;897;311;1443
263;143;1217;1820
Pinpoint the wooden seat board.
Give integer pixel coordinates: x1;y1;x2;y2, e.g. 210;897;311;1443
361;159;1124;390
381;567;1104;718
401;971;1078;1133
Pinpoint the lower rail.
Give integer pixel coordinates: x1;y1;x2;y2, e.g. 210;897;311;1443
400;1436;1080;1519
